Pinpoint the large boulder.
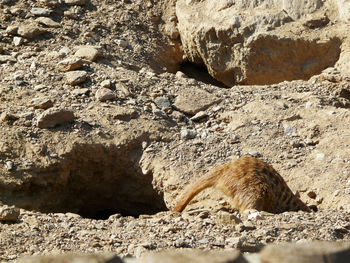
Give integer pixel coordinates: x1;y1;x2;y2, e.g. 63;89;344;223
176;0;341;86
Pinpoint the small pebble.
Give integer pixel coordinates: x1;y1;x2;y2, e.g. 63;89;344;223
180;129;197;140
316;153;325;160
0;205;20;222
5;161;13;171
95;88;116;102
248;212;264;220
307;191;317;199
101;79;111;88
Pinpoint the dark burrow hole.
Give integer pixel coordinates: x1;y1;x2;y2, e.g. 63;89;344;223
179;61;229;88
3;144;167;220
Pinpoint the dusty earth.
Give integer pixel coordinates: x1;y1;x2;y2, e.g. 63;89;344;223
0;0;350;262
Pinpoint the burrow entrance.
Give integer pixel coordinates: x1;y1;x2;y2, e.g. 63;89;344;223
179;61;229;88
3;143;167;219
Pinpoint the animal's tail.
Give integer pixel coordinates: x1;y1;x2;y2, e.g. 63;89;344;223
172;169;220;212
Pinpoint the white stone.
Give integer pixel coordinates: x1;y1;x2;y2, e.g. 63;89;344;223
114;39;128;48
101;79;111;88
180;129;197;140
248;211;264;220
305;101;313;108
5;161;13;171
30;7;52;16
316;153;325;160
13;36;23;46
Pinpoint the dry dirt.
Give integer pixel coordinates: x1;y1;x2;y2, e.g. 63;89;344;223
0;0;350;262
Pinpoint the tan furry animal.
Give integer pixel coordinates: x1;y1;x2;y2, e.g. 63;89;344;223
173;156;310;214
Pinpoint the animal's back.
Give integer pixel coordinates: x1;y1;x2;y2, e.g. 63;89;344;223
173;156;310;214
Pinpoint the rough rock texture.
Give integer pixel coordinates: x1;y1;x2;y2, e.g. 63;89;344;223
176;0;344;86
243;35;341;85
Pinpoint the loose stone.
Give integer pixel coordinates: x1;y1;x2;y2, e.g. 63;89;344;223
74;46;101;61
30;7;52;16
65;0;86;5
65;70;87;85
13;36;24;46
58;57;88;72
36;108;75;128
152;108;168;119
216;211;242;225
307;191;317;199
0;55;16;63
5;161;13;171
0;205;20;222
190;111;208;121
5;25;18;35
114;39;129;48
101;79;111;88
17;24;46;39
39;0;60;7
36;17;61;28
316;153;325;160
180;129;197;140
72;88;89;96
154;96;171;110
30;97;54;109
247;149;261;158
95;88;116;102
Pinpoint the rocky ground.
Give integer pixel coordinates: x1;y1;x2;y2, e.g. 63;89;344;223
1;207;350;261
0;0;350;262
